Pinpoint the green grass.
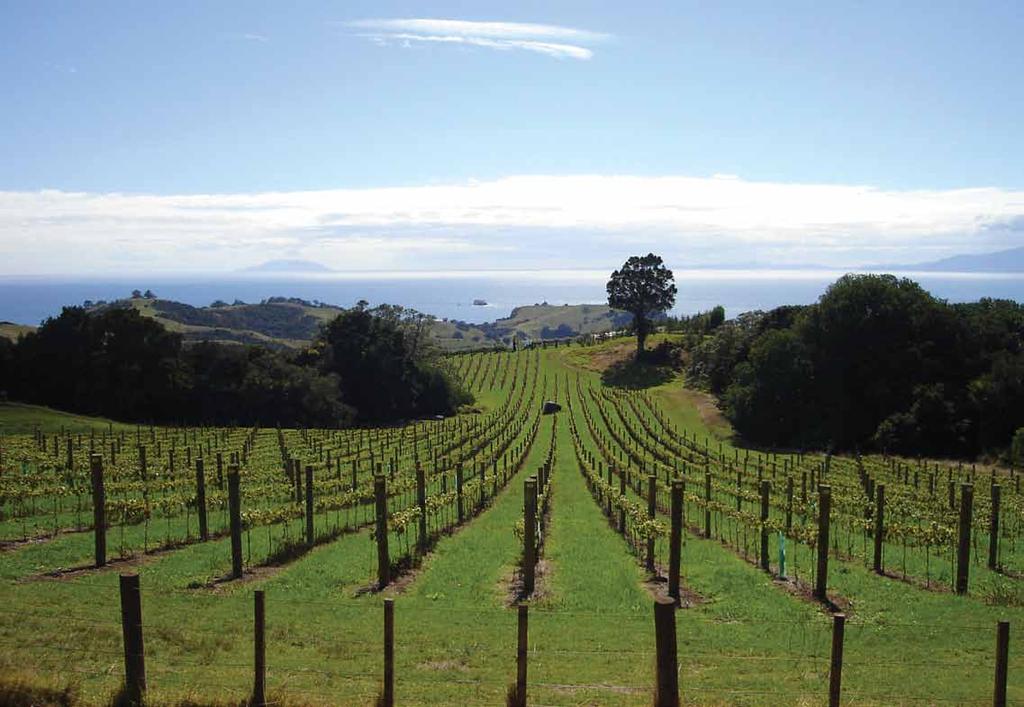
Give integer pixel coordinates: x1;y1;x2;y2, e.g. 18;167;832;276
0;402;132;435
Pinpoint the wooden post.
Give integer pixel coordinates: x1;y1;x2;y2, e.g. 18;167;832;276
653;597;679;707
785;476;794;534
195;458;208;542
416;463;428;553
383;598;395;707
668;481;683;602
228;466;243;579
619;470;627;535
456;465;465;523
515;604;528;707
989;485;1001;570
759;480;770;571
253;590;266;707
956;483;974;595
119;574;146;704
305;465;314;547
90;454;106;567
873;484;885;574
606;464;613;516
524;478;537;595
216;451;223;490
646;475;657;573
815;485;831;601
828;613;845;707
375;476;390;588
704;470;712;538
994;620;1009;707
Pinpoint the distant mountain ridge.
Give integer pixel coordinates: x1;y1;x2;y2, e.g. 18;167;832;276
879;246;1024;273
242;259;335;273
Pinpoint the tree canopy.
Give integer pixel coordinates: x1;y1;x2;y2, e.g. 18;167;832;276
607;253;677;359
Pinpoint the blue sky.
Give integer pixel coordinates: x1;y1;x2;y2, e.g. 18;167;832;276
2;1;1023;274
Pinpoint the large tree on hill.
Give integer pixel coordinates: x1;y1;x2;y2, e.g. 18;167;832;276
607;254;677;360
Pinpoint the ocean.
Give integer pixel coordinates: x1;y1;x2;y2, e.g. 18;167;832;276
1;269;1023;327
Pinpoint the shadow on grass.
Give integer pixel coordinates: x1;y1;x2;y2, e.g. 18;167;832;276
600;358;676;390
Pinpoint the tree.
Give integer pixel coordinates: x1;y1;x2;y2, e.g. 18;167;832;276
606;253;677;360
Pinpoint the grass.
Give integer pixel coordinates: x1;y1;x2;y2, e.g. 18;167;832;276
0;402;132;435
0;343;1021;705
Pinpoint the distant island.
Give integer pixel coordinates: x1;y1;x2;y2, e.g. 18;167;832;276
878;245;1024;273
241;259;335;273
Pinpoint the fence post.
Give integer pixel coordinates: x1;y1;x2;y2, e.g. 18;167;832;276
253;590;266;707
704;470;712;538
989;485;1001;570
653;597;679;707
815;485;832;601
619;470;627;535
305;465;314;547
994;620;1009;707
668;480;683;603
195;458;208;542
515;604;529;707
956;483;974;595
828;613;845;707
785;476;794;533
647;475;657;573
416;463;428;553
90;454;106;567
383;598;395;707
873;483;885;573
456;465;465;523
759;480;770;571
228;466;243;579
524;478;537;595
375;475;391;589
119;573;146;705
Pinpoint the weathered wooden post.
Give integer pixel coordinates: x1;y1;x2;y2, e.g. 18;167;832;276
759;480;771;571
305;465;314;547
119;573;146;704
383;598;395;707
956;483;974;595
828;613;845;707
785;476;794;533
668;480;683;602
989;484;1001;570
375;475;390;588
514;604;529;707
253;590;266;707
524;478;537;595
456;465;465;523
228;466;243;579
216;451;223;490
195;458;208;541
606;464;613;516
653;597;679;707
873;484;885;574
619;470;627;535
815;485;832;601
90;454;106;567
994;620;1009;707
704;470;712;538
416;463;427;553
646;475;657;573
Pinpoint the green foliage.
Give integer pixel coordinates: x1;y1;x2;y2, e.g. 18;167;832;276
1012;427;1024;465
606;253;677;359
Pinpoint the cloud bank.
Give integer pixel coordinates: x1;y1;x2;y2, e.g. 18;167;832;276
2;174;1023;275
347;19;610;60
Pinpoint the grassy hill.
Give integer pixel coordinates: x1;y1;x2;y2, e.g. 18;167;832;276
0;402;131;434
0;322;34;342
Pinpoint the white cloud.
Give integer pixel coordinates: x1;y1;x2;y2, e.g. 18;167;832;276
1;175;1023;275
346;18;608;60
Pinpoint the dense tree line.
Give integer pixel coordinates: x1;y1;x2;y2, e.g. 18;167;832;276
686;274;1024;458
0;303;469;427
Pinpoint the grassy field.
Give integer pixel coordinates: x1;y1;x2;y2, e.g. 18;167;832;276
0;340;1020;705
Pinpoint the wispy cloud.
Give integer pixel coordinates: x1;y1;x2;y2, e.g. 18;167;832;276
242;33;269;43
346;18;610;60
2;175;1023;275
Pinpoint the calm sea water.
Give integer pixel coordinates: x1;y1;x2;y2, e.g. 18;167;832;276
1;270;1023;327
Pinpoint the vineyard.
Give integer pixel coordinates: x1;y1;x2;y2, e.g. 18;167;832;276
0;341;1021;705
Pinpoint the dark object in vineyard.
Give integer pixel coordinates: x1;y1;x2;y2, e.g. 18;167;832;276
90;453;106;568
815;485;832;601
956;483;974;594
828;613;846;707
228;467;243;579
382;599;395;707
542;400;561;414
653;597;679;706
253;590;266;707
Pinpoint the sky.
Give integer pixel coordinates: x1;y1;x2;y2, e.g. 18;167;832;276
1;1;1023;275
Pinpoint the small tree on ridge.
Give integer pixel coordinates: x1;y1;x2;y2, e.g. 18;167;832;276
607;253;677;360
